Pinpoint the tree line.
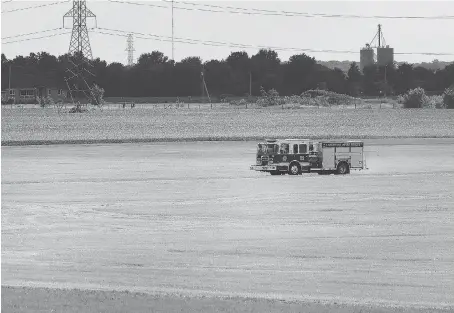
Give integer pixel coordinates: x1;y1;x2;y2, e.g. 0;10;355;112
2;50;453;99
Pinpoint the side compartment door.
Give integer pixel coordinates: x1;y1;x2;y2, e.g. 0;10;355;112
350;147;363;168
322;147;335;169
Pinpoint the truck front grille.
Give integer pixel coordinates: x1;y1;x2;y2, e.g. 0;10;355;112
261;156;269;165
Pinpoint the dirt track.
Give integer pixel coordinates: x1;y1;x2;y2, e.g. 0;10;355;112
2;139;454;312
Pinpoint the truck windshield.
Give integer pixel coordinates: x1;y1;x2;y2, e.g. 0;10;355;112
257;144;278;155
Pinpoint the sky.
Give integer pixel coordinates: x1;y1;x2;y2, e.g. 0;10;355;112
1;0;454;65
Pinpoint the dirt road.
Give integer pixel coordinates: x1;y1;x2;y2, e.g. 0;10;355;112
2;139;454;312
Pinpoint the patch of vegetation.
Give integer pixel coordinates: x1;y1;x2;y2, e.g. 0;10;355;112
443;86;454;109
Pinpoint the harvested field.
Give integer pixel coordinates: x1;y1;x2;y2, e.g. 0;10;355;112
2;107;454;145
2;140;454;312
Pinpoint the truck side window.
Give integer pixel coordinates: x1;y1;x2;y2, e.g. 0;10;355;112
293;144;298;154
280;144;289;154
299;144;307;153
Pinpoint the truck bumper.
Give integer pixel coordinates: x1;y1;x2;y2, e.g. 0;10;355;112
250;165;277;171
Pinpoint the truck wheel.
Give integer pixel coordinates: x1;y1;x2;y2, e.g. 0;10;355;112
336;162;349;175
288;163;301;175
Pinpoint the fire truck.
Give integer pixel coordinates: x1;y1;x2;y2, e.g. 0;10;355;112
250;138;366;175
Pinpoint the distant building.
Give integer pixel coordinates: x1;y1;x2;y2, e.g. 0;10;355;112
360;44;375;71
2;71;69;104
2;86;69;104
377;45;394;67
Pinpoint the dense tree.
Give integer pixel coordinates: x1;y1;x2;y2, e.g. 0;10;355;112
362;65;380;96
347;62;361;83
1;50;453;99
250;49;282;95
395;63;415;95
347;62;362;96
203;59;232;97
282;53;317;95
226;51;250;96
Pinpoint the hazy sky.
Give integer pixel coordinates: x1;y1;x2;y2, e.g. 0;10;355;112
1;0;454;65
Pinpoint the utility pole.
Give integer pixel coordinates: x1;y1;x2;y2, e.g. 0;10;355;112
384;65;387;97
8;64;13;105
201;72;204;101
8;64;11;95
378;24;382;47
201;71;211;106
171;0;175;60
249;71;252;97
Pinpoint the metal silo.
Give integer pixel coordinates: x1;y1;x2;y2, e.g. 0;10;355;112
360;44;375;71
377;45;394;67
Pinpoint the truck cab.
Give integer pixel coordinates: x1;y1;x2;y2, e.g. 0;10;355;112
251;139;313;175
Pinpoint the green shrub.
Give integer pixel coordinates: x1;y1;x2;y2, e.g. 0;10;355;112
40;96;54;108
301;89;360;107
443;87;454;109
401;87;428;108
230;99;249;106
90;84;105;106
257;87;280;107
69;103;88;113
426;95;445;109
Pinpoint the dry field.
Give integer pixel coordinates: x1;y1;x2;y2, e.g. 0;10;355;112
2;140;454;312
2;107;454;145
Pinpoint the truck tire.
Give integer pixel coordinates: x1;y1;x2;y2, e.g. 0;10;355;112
288;162;301;175
336;162;349;175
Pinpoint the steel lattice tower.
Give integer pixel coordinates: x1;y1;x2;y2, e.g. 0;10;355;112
64;0;96;59
63;0;98;106
126;34;135;66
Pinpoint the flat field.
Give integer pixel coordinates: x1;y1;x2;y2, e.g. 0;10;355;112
2;107;454;145
2;140;454;312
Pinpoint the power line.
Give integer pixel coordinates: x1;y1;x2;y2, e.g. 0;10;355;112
95;27;357;54
162;0;454;20
108;0;454;20
2;31;71;44
2;27;64;40
92;28;454;56
2;26;452;57
1;0;70;14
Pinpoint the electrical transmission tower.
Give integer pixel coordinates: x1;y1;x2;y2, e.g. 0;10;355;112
126;34;135;66
63;0;100;107
64;0;97;59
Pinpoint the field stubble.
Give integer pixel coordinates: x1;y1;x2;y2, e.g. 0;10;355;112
2;107;454;145
2;141;454;313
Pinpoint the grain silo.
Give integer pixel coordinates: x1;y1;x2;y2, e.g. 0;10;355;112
377;45;394;67
360;44;375;71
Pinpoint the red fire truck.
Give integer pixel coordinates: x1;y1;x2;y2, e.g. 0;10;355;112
250;138;366;175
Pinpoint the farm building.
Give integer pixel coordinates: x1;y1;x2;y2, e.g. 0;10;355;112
3;86;69;104
2;69;69;104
